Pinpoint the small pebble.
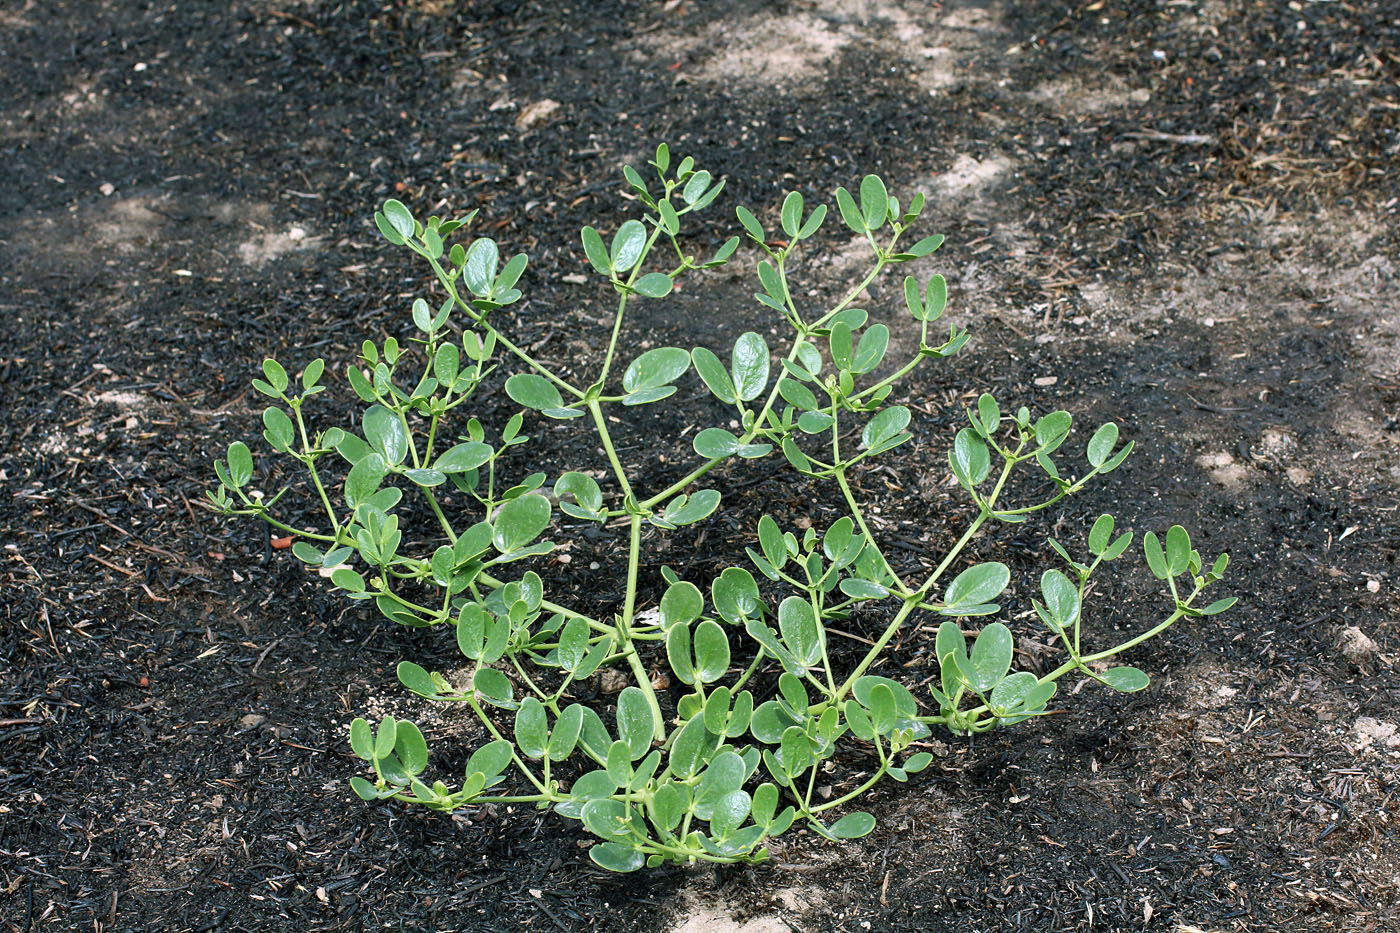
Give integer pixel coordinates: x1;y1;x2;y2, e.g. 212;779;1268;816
1338;626;1379;671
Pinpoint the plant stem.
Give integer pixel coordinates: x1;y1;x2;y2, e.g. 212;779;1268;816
1040;607;1189;684
776;253;806;330
424;254;584;398
831;454;1018;703
850;351;929;403
424;411;441;463
464;793;556;805
376;586;444;623
801;758;820;812
588;401;636;502
246;511;338;543
992;465;1107;517
811;243;893;329
619;514;665;741
730;650;765;694
595;221;665;389
810;587;838;697
833;467;908;596
510;654;551;704
291;404;340;537
811;741;887;814
422;489;458;543
475;571;615;636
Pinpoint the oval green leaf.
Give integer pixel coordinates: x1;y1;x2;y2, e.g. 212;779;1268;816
590;842;644;873
945;562;1010;609
623;347;690;393
830;810;876;839
505;373;564;411
615;686;655;760
1101;667;1150;693
492;493;552;553
731;332;770;402
1087;422;1119;467
859;174;888;229
610;220;646;273
660;581;703;630
633;272;673;298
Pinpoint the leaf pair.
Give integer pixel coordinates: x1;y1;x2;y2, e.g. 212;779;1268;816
622;347;690;405
835;175;892;233
666;620;731;686
581;220;644;277
936;621;1012;694
348;715;427;798
515;699;585;762
692;332;771;406
1143;525;1236;615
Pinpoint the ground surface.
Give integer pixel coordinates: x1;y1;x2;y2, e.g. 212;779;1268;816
2;0;1399;930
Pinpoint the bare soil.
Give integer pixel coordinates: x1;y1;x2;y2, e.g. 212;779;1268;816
2;1;1398;931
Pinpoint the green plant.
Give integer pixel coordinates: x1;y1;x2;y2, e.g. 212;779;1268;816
209;144;1236;872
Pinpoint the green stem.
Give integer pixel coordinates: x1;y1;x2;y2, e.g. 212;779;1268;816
618;515;665;741
632;836;751;866
811;738;887;814
596;221;665;389
834;467;908;596
422;489;457;543
831;453;1019;703
801;758;820;812
376;586;446;623
810;239;896;329
729;650;766;695
424;412;441;464
588;400;636;502
476;571;615;636
459;793;556;805
993;466;1105;517
809;588;838;697
776;253;806;330
1041;606;1190;684
850;351;928;403
510;653;551;704
596;293;632;391
424;254;583;398
386;400;457;543
397;410;422;470
247;511;338;543
291;404;341;537
831;601;918;707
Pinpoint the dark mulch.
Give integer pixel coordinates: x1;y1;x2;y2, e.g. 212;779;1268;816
2;1;1397;931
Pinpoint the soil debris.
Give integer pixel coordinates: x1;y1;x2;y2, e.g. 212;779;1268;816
2;0;1398;930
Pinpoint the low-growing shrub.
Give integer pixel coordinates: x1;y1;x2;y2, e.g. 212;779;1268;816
210;145;1235;871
